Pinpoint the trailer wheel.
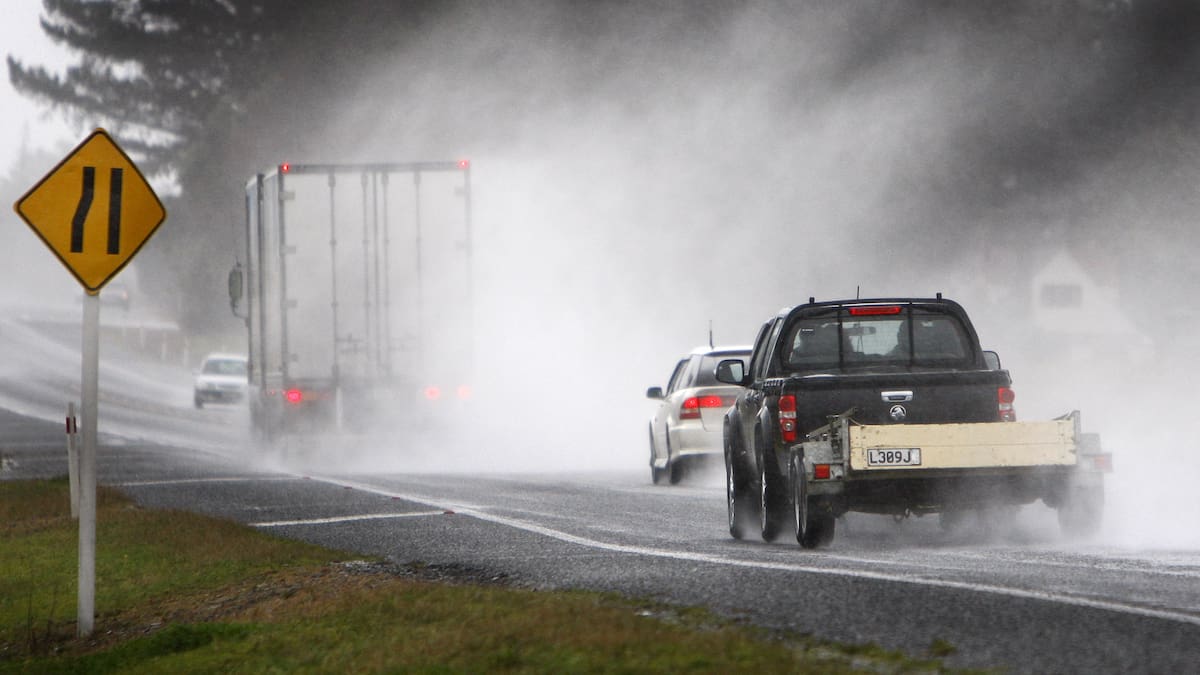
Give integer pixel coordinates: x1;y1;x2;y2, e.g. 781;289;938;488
1058;486;1103;538
759;446;789;542
939;509;966;534
725;432;758;539
791;452;835;549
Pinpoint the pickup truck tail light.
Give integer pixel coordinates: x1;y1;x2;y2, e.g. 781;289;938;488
680;395;724;420
998;386;1016;422
778;394;798;442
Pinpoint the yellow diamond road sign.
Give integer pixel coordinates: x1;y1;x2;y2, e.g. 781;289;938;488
13;128;166;293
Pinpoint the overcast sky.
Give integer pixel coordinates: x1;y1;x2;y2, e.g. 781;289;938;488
1;3;75;178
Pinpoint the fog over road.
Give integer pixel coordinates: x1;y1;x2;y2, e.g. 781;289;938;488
1;309;1198;674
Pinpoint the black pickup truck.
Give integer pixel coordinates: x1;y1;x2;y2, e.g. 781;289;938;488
716;296;1107;547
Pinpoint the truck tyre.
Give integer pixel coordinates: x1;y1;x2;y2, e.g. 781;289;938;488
759;446;789;542
791;452;835;549
649;428;667;485
250;401;265;442
1058;486;1103;538
725;432;758;539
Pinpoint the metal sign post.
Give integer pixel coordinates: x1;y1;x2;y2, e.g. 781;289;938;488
78;293;99;636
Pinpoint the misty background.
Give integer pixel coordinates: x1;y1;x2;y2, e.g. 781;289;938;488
3;1;1198;545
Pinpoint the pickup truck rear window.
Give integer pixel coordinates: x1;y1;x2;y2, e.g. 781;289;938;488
783;308;972;371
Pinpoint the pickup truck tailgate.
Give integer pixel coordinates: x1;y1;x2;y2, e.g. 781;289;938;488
848;420;1078;471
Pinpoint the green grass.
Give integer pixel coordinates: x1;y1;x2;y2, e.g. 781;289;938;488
0;478;971;674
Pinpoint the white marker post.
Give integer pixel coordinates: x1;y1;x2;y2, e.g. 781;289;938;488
66;401;79;518
77;292;100;636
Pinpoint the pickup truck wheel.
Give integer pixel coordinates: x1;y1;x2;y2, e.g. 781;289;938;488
726;435;758;539
1058;486;1103;538
759;452;789;542
791;452;835;549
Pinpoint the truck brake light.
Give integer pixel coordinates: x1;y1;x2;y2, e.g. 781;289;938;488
284;388;303;404
778;394;798;442
680;395;724;419
998;386;1016;421
1089;453;1113;473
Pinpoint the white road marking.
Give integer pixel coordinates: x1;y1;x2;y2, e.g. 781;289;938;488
252;511;445;527
943;548;1200;578
309;473;1200;628
113;476;297;487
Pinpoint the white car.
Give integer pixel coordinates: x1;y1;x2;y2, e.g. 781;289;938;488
646;345;752;484
193;353;248;408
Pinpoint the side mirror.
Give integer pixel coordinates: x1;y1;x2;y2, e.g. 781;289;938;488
982;350;1001;371
228;262;246;319
646;386;664;400
715;359;747;385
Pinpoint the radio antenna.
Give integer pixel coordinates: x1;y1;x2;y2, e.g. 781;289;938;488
708;320;714;348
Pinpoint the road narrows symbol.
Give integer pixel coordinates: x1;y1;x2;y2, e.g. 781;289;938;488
70;167;95;253
107;168;123;254
67;167;126;255
69;166;125;255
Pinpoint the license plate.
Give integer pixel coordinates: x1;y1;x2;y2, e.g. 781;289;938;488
867;448;921;467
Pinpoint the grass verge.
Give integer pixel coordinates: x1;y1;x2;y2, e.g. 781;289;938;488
1;478;969;673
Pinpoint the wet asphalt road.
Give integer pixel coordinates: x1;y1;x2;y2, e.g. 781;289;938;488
3;405;1198;674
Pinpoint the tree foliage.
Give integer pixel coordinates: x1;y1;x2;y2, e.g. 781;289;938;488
11;1;275;176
